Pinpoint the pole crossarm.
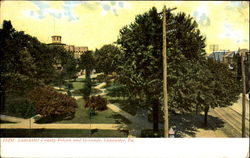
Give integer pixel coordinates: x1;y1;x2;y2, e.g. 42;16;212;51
158;7;177;14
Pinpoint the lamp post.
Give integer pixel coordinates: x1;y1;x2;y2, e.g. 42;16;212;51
162;6;177;138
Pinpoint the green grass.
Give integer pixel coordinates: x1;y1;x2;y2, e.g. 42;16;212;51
72;82;85;91
0;129;128;137
91;88;102;95
0;120;15;124
67;78;85;82
103;83;138;116
36;98;131;124
107;97;138;116
141;129;164;137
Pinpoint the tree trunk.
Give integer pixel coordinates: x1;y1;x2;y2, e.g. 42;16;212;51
152;98;159;131
0;89;5;112
86;69;91;80
204;106;209;126
196;104;198;115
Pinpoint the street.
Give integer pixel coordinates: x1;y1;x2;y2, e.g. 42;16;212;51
210;94;249;137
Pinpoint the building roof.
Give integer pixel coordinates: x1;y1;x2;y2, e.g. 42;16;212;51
224;50;239;58
207;50;228;62
47;43;66;46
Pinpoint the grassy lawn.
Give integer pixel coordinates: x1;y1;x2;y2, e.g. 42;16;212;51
72;81;84;91
67;78;85;82
103;82;138;116
0;129;128;137
37;98;131;124
0;120;16;124
106;96;138;116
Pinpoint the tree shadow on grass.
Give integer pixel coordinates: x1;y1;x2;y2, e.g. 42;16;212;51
0;120;16;124
35;115;74;124
107;114;132;124
109;99;138;116
90;128;98;135
169;113;225;137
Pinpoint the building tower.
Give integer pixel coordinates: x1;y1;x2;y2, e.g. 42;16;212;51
48;36;65;46
51;36;62;44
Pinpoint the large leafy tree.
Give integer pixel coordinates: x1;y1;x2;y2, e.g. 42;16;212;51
199;59;241;125
116;7;240;131
0;20;75;111
0;21;40;111
95;44;121;75
79;51;95;79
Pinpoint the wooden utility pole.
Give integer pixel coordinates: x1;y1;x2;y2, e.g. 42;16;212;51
162;6;176;138
162;6;168;137
241;50;246;138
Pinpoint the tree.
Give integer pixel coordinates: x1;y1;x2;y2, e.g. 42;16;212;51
115;7;240;131
65;56;78;81
79;51;95;79
199;59;241;125
116;7;206;131
0;20;73;112
95;44;121;75
0;21;41;111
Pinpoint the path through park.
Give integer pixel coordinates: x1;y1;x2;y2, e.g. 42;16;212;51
0;74;232;137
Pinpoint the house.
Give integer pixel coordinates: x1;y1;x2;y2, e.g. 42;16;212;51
207;50;229;62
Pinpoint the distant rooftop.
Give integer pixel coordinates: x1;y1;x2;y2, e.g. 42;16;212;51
207;50;229;62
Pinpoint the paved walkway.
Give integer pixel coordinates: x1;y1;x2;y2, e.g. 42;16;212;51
0;115;26;123
93;82;154;137
0;122;126;130
0;114;126;130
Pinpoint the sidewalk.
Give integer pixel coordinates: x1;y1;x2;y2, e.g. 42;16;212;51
230;93;249;121
0;120;126;130
94;82;153;137
0;115;26;123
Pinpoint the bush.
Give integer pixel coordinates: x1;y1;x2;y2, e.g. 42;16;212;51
28;86;77;117
6;99;36;118
85;95;107;111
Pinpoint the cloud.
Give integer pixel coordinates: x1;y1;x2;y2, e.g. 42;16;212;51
219;23;247;44
25;1;130;20
24;1;84;21
32;1;49;10
192;5;210;27
99;1;129;16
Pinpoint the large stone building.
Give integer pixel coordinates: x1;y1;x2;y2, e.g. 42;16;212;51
47;35;88;59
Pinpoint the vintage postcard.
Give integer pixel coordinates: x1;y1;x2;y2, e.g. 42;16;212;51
0;1;249;158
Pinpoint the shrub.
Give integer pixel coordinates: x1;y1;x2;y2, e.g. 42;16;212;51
28;86;77;117
85;95;107;111
6;99;36;118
